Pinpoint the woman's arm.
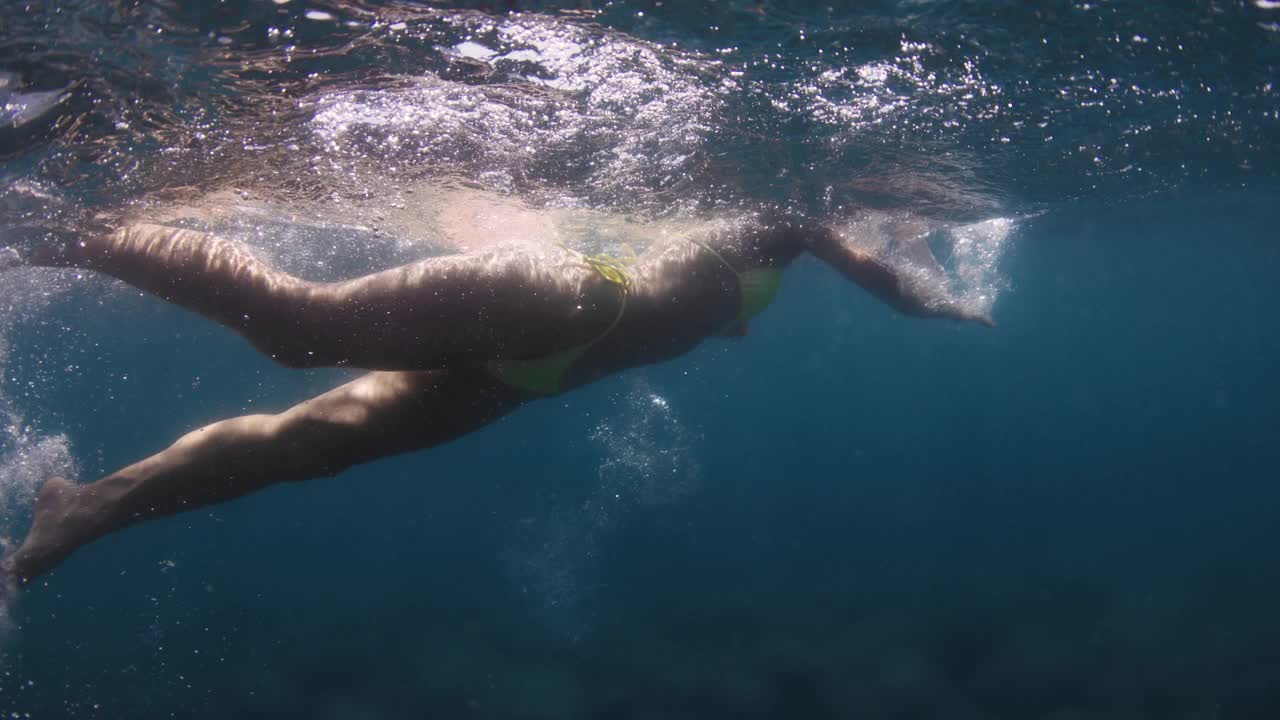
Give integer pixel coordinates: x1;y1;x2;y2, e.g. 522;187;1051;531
808;225;995;327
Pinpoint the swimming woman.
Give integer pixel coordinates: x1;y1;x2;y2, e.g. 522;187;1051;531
0;211;992;591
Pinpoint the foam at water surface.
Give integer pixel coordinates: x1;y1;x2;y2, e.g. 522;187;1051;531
305;13;728;213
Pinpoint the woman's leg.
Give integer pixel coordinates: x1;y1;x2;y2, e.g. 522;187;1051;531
2;367;528;584
21;223;618;369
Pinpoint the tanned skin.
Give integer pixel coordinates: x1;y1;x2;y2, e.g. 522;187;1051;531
0;216;991;586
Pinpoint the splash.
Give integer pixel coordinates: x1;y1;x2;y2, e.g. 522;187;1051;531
511;378;702;638
0;261;80;633
0;420;76;541
834;211;1015;319
944;217;1016;317
0;270;79;526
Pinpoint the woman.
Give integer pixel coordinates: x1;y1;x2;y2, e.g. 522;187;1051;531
0;210;992;590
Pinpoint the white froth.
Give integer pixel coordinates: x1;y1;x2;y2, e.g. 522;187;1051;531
0;270;79;544
307;14;728;210
835;211;1015;318
946;217;1015;315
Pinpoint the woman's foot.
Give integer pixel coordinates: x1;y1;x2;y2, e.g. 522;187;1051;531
6;477;84;585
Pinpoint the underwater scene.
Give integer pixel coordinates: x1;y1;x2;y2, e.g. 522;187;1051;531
1;0;1279;717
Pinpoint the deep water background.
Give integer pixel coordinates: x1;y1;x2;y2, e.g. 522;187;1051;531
3;1;1280;718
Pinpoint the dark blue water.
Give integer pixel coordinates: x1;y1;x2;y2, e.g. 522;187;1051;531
2;2;1280;718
